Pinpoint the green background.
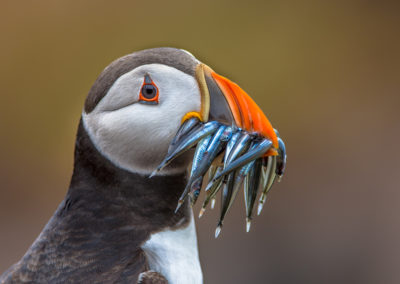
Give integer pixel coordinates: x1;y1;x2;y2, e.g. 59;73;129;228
1;1;399;283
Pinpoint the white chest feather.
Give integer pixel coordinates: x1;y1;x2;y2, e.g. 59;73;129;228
141;214;203;284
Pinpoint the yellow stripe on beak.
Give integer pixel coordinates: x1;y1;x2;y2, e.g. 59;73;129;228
194;64;211;122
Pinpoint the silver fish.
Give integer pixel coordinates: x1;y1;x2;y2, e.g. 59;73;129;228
168;117;201;152
197;126;233;173
183;136;213;207
223;158;257;223
199;167;224;217
203;129;240;193
198;154;226;217
205;126;232;156
205;151;225;183
164;119;286;235
206;163;218;184
189;136;213;179
223;164;253;220
223;131;242;165
276;137;286;180
189;176;203;206
176;126;228;207
225;132;252;166
257;155;277;215
151;121;220;176
192;125;232;179
206;132;252;189
273;128;280;138
213;139;273;181
215;171;238;238
244;158;263;232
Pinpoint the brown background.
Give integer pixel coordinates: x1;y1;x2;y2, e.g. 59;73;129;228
0;1;399;283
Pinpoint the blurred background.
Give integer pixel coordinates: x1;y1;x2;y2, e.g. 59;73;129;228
0;0;399;283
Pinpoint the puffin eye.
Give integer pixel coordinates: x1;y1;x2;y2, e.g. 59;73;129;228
142;85;157;99
139;74;159;105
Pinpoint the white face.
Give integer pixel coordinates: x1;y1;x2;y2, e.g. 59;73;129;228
82;63;201;175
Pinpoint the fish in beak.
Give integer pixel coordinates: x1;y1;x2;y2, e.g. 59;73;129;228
153;62;286;237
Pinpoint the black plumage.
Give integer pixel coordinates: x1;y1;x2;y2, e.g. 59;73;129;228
1;121;190;283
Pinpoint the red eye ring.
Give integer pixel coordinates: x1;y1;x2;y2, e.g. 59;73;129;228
139;74;159;105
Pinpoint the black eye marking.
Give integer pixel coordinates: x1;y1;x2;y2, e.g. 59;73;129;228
144;74;152;84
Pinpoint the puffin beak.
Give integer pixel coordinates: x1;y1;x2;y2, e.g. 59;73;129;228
157;62;286;231
193;63;279;151
155;63;286;229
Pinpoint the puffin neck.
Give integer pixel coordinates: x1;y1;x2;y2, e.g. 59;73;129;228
66;119;191;234
0;120;193;283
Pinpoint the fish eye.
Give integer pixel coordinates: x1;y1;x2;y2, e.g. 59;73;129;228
139;74;159;104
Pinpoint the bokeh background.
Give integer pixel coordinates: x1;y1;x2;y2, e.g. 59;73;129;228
1;1;399;283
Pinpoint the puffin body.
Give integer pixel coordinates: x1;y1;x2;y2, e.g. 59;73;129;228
1;123;197;283
1;47;280;284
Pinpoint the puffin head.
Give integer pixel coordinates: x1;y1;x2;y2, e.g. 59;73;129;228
82;47;277;175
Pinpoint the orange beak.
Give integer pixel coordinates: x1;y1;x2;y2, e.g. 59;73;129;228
194;64;278;154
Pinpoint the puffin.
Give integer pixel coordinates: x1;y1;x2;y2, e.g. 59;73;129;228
0;47;284;284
